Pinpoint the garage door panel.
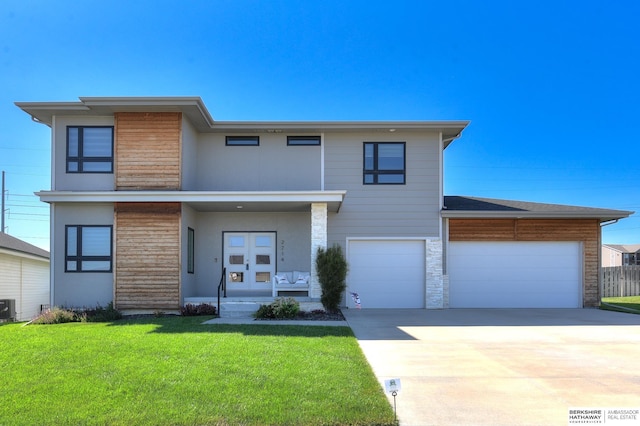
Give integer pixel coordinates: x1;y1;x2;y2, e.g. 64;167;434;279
449;242;581;308
348;240;425;309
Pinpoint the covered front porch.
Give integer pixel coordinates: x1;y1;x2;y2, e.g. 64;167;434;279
180;190;346;311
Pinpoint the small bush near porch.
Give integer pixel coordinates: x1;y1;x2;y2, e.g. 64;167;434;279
0;317;395;426
316;244;349;312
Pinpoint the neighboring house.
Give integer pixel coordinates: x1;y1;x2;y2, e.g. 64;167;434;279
0;232;50;321
15;97;633;311
602;244;640;267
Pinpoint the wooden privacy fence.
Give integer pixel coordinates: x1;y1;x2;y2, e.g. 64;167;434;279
602;266;640;297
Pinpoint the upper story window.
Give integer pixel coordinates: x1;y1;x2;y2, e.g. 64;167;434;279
363;142;406;184
287;136;321;146
67;126;114;173
226;136;259;146
65;225;113;272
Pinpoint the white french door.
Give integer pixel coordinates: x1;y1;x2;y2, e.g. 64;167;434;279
223;232;276;291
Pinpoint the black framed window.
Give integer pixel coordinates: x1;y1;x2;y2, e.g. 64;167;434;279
67;126;114;173
65;225;113;272
226;136;259;146
287;136;321;146
623;253;640;266
187;227;195;274
363;142;406;184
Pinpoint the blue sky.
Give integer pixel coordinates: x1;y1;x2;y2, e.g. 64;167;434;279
1;0;639;250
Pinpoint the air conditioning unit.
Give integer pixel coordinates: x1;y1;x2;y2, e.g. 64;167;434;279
0;299;16;321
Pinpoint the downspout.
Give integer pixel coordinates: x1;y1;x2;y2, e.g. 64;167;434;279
320;132;325;191
49;115;56;308
600;219;619;228
438;132;444;239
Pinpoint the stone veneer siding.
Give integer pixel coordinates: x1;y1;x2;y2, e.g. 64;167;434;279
310;203;327;299
426;239;444;309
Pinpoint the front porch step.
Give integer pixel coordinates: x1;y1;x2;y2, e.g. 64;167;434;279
219;302;261;318
183;297;324;318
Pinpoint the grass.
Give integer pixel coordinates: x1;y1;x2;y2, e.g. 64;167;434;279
0;316;395;425
601;296;640;314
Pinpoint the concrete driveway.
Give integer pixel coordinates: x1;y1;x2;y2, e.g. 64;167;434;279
342;308;640;426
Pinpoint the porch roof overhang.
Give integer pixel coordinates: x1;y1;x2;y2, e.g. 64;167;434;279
35;190;347;213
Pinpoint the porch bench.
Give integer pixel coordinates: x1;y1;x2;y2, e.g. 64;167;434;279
272;271;310;297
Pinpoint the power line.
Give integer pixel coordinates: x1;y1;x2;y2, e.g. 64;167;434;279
7;193;43;198
5;203;48;209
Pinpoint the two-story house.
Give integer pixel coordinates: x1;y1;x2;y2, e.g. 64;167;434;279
16;97;632;312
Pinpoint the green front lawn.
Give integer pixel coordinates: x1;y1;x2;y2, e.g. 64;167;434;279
0;317;395;425
601;296;640;314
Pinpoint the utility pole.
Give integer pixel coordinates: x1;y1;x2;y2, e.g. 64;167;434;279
1;170;5;233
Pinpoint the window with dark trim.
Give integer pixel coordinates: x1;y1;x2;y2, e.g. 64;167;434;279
623;252;640;266
67;126;114;173
287;136;321;146
187;227;195;274
226;136;259;146
363;142;406;184
65;225;113;272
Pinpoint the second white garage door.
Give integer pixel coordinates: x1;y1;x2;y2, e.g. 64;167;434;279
347;240;425;308
448;241;582;308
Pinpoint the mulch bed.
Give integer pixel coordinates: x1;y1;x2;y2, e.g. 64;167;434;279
256;309;346;321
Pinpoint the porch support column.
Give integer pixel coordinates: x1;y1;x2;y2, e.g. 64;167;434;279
426;238;444;309
310;202;327;299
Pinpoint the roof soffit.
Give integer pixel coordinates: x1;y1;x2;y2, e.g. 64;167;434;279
15;97;469;142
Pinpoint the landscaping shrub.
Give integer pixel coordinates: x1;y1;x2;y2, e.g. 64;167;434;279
31;303;123;324
79;302;123;322
31;307;77;324
271;297;300;318
181;303;217;316
315;244;349;312
255;303;275;319
255;297;300;319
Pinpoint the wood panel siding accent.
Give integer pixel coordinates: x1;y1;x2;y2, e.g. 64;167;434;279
448;218;601;307
115;112;182;190
114;203;181;310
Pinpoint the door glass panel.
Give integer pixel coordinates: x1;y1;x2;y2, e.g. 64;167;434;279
229;236;245;247
256;254;270;265
255;272;271;283
229;271;244;283
229;255;244;264
255;236;271;247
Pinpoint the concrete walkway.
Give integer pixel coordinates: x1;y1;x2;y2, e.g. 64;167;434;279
342;308;640;426
201;317;348;326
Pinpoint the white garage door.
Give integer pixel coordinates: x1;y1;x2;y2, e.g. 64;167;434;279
347;240;425;308
448;242;582;308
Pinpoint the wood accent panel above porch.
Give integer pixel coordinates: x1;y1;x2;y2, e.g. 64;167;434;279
115;112;182;190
